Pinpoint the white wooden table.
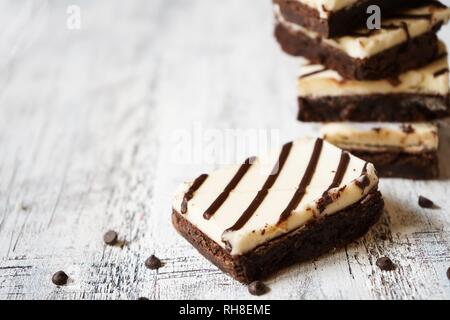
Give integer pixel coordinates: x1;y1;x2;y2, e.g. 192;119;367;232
0;0;449;300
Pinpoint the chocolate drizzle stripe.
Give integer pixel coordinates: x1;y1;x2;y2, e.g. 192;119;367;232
433;68;449;77
381;24;402;31
401;124;415;134
428;1;447;9
278;138;323;224
355;163;370;190
299;68;327;79
326;151;350;192
203;157;255;220
362;163;368;174
181;174;208;214
224;142;293;233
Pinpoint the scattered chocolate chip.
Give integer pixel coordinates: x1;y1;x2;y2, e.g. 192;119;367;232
380;234;388;241
52;271;69;286
248;281;269;296
447;267;450;280
401;124;415;134
138;297;149;300
103;230;118;245
418;196;436;209
355;175;370;190
376;257;396;271
145;255;162;270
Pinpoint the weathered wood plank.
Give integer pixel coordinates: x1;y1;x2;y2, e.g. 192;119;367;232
0;0;449;300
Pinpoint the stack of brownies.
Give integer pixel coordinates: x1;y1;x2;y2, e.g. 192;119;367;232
274;0;450;179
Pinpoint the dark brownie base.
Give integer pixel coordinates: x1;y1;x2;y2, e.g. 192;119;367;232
348;150;439;179
274;22;441;80
274;0;414;38
172;189;384;283
298;94;450;122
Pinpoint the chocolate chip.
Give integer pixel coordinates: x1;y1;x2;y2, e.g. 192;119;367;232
401;124;415;134
355;175;370;190
447;267;450;280
248;281;269;296
52;271;69;286
18;202;30;211
376;257;396;271
418;196;436;209
103;230;118;245
387;77;401;87
145;255;162;270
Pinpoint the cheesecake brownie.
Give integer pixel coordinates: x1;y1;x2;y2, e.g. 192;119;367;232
321;123;439;179
274;0;415;38
297;42;450;122
172;138;383;283
274;2;450;80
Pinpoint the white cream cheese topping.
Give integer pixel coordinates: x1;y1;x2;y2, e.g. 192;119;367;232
173;138;379;255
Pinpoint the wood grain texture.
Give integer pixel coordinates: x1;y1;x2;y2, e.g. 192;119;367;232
0;0;449;300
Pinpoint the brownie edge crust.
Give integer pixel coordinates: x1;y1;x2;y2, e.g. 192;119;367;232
172;189;384;283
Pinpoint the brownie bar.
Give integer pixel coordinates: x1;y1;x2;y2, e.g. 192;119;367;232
172;189;383;284
274;0;414;38
350;151;439;179
298;94;450;122
275;22;441;80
